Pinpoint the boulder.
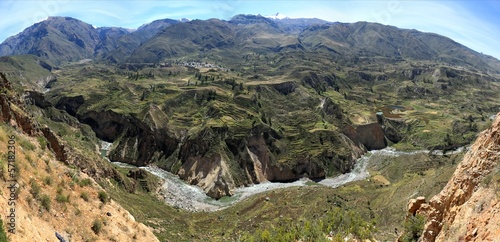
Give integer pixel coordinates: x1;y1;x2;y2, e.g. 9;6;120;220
407;196;426;216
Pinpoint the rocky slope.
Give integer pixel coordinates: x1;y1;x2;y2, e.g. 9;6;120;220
0;145;159;242
0;17;103;65
53;97;369;199
405;113;500;241
4;15;500;201
0;72;159;241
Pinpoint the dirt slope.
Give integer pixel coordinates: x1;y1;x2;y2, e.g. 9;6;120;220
406;113;500;241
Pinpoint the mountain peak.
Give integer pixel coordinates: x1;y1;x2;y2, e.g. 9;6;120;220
265;12;289;20
45;16;82;22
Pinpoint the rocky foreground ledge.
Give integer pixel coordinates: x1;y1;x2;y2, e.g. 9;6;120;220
404;112;500;241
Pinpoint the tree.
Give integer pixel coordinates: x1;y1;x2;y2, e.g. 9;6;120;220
401;215;425;242
444;133;452;145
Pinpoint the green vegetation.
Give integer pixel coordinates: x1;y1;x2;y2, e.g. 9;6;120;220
43;176;53;186
2;15;498;242
481;165;500;198
400;215;426;242
56;193;70;203
79;178;92;187
0;218;7;242
0;55;54;92
241;207;376;241
91;219;103;234
37;136;48;150
80;191;89;202
29;178;41;199
98;191;109;203
102;149;460;241
40;194;51;211
36;55;467;240
18;136;36;151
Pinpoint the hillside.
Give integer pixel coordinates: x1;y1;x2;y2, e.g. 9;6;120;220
125;15;500;76
0;55;55;92
403;113;500;241
2;15;500;76
0;125;158;242
1;14;500;241
101;19;179;63
1;15;498;200
0;17;177;66
0;72;158;241
0;17;102;65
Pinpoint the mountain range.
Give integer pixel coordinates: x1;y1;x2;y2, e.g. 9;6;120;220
1;15;499;75
1;13;500;241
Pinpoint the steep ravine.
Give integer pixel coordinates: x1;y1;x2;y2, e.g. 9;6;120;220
51;94;392;199
108;143;466;212
405;112;500;241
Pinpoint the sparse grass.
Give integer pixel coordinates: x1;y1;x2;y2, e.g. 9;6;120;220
91;219;103;234
241;207;376;241
37;136;48;149
98;191;109;203
45;162;52;173
79;178;92;187
29;178;41;199
43;176;53;186
40;194;51;211
482;167;500;188
26;154;36;167
483;173;494;187
18;137;36;151
0;218;7;242
57;186;64;195
80;192;89;202
56;193;70;203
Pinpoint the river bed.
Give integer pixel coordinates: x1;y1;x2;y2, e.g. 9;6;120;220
103;142;466;212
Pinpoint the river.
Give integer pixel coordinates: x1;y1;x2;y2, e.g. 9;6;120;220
103;142;467;212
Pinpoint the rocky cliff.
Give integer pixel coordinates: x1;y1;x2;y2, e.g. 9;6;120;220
404;113;500;241
47;86;375;199
0;72;159;241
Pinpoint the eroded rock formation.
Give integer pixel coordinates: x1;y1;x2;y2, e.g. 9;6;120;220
404;112;500;241
343;123;387;150
50;90;370;199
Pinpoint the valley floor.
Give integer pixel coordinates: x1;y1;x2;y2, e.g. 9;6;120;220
106;145;464;241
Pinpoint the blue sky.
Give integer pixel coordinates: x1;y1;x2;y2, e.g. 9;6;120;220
1;0;499;59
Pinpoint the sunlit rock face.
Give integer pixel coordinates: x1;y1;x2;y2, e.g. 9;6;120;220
407;112;500;241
